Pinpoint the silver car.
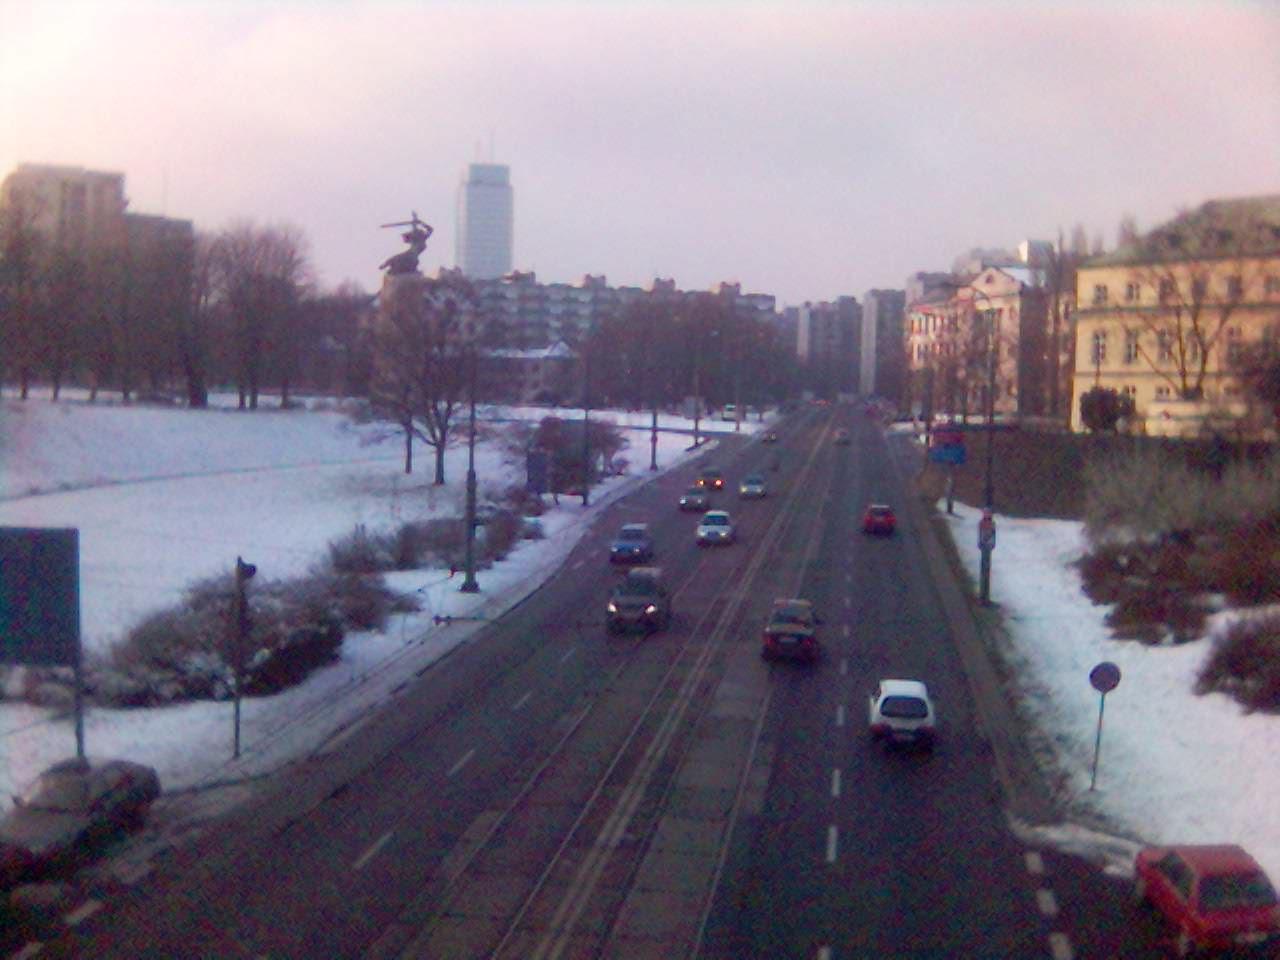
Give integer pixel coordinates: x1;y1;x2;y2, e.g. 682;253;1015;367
738;473;767;498
695;510;736;546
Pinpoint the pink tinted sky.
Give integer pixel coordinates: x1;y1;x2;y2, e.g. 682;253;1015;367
2;1;1277;305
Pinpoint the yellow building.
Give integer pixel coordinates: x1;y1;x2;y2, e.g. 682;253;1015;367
1071;195;1280;436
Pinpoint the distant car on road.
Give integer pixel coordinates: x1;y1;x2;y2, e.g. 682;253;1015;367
1134;844;1280;958
761;430;779;443
833;428;851;445
609;523;655;564
862;503;897;536
760;598;820;662
695;510;736;546
606;567;672;634
868;679;936;749
696;467;725;491
678;486;710;512
0;758;161;889
738;473;767;499
720;403;737;422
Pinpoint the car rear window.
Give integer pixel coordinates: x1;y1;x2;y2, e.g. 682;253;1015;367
1199;872;1279;911
771;606;811;625
869;506;893;517
703;515;728;526
619;528;647;541
880;696;928;719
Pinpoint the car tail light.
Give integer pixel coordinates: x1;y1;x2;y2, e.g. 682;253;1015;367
870;723;889;736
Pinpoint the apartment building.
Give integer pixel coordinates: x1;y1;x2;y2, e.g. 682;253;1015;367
860;288;906;401
1071;195;1280;436
455;163;514;280
1;163;128;250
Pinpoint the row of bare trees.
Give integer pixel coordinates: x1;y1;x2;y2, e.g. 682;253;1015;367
0;200;373;408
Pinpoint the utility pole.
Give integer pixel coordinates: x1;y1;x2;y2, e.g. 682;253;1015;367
231;555;256;759
460;347;480;593
979;308;998;604
582;338;592;506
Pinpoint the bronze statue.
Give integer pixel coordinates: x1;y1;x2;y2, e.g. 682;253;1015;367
379;211;434;275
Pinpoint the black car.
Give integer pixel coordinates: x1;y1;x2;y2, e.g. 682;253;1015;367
606;567;672;634
609;523;655;564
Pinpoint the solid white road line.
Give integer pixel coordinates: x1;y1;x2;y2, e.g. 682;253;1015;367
825;825;838;863
1036;888;1060;918
114;859;154;885
831;769;841;798
10;943;44;960
1025;850;1046;875
512;690;533;711
839;658;848;675
835;705;846;727
844;597;851;609
353;830;395;871
448;748;476;777
559;646;577;664
1048;931;1074;960
842;625;850;639
63;899;102;927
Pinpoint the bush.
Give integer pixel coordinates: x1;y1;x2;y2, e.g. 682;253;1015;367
328;524;394;574
480;510;521;562
89;568;407;706
1079;386;1134;433
1197;613;1280;712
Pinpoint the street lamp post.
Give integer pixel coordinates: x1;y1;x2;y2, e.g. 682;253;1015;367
978;300;998;604
581;335;592;506
460;347;480;593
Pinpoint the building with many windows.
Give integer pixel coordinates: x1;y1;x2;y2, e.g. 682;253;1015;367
860;288;905;402
1071;195;1280;436
455;163;514;280
0;163;128;250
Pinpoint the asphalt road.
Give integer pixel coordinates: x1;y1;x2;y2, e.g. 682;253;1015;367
11;405;1187;960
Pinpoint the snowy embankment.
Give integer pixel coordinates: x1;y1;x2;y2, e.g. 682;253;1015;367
941;503;1280;883
0;392;756;809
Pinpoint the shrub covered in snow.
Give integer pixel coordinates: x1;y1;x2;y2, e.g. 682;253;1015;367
1197;612;1280;712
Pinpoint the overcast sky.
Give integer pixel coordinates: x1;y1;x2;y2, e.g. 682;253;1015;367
3;1;1277;305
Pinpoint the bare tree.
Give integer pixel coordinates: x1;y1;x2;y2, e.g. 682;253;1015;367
367;272;476;482
0;194;46;398
1121;203;1275;401
214;222;311;409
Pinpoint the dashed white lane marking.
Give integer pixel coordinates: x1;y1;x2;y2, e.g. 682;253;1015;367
844;597;851;610
447;748;476;777
835;705;846;727
1036;888;1060;917
842;625;850;639
1048;931;1074;960
559;645;577;664
115;859;153;885
1025;850;1045;875
839;658;848;675
64;899;102;927
831;769;841;798
353;830;395;871
512;690;533;711
817;948;832;960
10;943;44;960
825;825;838;863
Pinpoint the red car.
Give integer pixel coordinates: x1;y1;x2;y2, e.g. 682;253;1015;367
863;503;896;536
1135;844;1280;957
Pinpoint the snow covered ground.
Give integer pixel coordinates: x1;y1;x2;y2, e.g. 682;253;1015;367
0;392;750;809
2;397;1276;890
940;497;1279;883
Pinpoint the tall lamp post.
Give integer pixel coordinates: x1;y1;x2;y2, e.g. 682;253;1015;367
581;330;593;506
976;291;999;605
460;346;480;593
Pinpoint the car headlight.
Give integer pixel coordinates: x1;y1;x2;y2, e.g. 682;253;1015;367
644;604;658;614
607;602;619;613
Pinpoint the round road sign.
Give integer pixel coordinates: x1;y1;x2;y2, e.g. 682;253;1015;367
1089;661;1121;693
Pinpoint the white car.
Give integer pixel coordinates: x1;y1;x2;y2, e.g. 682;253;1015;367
738;473;767;499
695;510;736;546
868;679;936;749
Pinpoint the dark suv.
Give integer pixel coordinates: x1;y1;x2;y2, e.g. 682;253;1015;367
606;567;672;634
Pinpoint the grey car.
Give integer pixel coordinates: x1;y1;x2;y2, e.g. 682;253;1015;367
0;757;161;888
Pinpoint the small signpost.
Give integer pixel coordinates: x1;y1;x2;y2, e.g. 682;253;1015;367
977;509;996;603
1088;661;1122;790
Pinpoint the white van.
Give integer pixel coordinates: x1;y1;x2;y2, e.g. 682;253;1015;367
720;403;737;422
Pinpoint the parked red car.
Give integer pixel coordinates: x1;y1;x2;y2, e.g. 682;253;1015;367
1134;844;1280;957
863;503;896;536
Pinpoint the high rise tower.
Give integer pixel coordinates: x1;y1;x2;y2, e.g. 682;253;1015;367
455;163;513;279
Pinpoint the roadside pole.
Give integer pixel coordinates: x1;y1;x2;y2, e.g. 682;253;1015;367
231;556;256;759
